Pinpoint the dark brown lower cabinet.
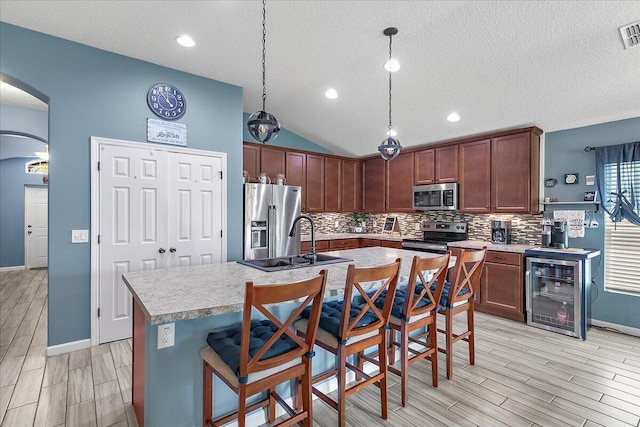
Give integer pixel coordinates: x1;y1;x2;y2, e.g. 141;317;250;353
329;239;359;250
380;240;403;249
477;251;524;322
301;240;330;253
360;239;381;247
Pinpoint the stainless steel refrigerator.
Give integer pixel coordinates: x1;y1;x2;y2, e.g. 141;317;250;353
243;183;302;260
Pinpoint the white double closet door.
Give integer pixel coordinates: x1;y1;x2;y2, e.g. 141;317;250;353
95;138;226;343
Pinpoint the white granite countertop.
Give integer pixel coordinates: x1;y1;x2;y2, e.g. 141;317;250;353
448;240;536;254
301;233;410;242
122;247;452;325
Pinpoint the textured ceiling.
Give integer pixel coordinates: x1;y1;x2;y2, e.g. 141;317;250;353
0;81;48;111
1;1;639;156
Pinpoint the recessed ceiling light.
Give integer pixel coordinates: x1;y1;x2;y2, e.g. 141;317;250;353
384;58;400;72
325;88;338;99
386;128;398;137
176;35;195;47
447;112;461;122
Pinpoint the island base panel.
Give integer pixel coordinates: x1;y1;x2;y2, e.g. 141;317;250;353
133;302;146;426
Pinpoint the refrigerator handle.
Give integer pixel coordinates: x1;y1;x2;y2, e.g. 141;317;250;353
268;205;276;258
525;270;532;312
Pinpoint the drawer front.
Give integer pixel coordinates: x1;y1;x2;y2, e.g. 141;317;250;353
330;239;359;250
361;239;381;247
486;251;521;266
380;240;403;249
301;240;330;253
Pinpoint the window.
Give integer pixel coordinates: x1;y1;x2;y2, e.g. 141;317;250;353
603;162;640;296
25;159;48;174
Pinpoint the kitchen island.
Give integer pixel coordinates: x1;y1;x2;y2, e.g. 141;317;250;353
123;246;449;427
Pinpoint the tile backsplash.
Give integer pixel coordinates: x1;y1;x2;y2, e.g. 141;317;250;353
303;212;544;245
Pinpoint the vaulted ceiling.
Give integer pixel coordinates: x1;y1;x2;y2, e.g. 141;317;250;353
1;1;639;156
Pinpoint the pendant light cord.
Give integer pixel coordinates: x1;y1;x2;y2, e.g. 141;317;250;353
261;0;267;111
388;33;393;130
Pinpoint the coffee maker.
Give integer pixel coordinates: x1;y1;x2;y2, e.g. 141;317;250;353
551;220;569;249
491;220;511;244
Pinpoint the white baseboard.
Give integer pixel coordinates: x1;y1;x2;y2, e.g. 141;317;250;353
47;339;91;357
591;319;640;337
0;265;25;272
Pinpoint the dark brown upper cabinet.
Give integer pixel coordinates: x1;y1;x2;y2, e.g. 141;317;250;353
386;152;415;212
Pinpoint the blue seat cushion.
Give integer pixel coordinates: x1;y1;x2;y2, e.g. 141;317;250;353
206;319;299;377
371;286;432;320
427;281;470;308
300;300;379;340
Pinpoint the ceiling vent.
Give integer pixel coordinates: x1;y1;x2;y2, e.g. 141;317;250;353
619;21;640;49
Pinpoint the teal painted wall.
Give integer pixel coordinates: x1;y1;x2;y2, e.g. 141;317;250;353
242;112;333;154
0;22;244;346
0;104;48;141
544;117;640;329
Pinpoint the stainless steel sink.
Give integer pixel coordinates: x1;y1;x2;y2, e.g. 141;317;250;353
238;254;352;272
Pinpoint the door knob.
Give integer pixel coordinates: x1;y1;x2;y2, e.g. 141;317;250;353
27;231;32;235
169;247;177;253
27;225;32;228
158;248;166;254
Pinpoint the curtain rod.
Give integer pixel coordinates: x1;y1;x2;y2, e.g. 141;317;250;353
584;146;596;152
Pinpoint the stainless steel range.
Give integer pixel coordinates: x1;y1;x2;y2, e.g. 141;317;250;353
401;221;468;254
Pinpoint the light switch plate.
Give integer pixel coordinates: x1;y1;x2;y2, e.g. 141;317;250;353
71;229;89;243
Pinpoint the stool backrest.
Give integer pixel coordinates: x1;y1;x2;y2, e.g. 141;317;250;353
340;259;401;340
437;247;486;307
240;270;327;377
404;253;450;318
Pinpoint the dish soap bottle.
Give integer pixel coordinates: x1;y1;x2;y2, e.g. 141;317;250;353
557;302;568;325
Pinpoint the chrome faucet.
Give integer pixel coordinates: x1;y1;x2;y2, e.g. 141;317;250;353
289;214;317;264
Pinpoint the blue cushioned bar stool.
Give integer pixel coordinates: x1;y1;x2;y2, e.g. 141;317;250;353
293;259;401;427
201;270;327;427
375;252;450;406
434;247;487;379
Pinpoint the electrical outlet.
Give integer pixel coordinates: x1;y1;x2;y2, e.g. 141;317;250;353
372;221;377;228
157;323;175;349
334;220;340;228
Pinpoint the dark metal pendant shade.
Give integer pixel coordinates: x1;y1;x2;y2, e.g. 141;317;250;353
247;110;280;143
380;27;402;161
378;136;402;161
248;0;279;144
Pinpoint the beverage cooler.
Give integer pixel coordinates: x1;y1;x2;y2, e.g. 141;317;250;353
525;257;589;339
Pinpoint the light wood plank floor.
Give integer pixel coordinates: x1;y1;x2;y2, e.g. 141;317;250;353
2;268;639;427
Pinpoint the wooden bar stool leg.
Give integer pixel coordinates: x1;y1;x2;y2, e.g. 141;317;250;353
268;386;276;422
238;386;247;427
338;347;347;427
388;328;397;365
356;352;364;381
400;325;409;407
302;360;313;427
379;328;389;419
446;311;454;380
429;324;438;388
468;306;475;365
203;364;212;427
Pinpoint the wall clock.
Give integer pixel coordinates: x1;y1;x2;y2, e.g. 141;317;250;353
147;83;186;120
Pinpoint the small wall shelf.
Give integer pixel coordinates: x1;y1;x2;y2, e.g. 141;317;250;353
542;201;600;212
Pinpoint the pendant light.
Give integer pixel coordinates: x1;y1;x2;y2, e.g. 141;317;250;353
247;0;280;143
378;27;402;161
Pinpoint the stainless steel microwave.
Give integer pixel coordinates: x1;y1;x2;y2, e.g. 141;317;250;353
413;183;458;211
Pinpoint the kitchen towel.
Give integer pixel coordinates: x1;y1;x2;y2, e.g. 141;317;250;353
553;210;585;238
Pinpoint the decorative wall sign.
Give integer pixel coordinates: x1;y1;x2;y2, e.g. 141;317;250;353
545;178;558;187
564;173;579;184
585;175;595;186
584;191;597;202
147;118;187;146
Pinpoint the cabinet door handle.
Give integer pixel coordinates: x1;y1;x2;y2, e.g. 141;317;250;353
494;256;507;260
